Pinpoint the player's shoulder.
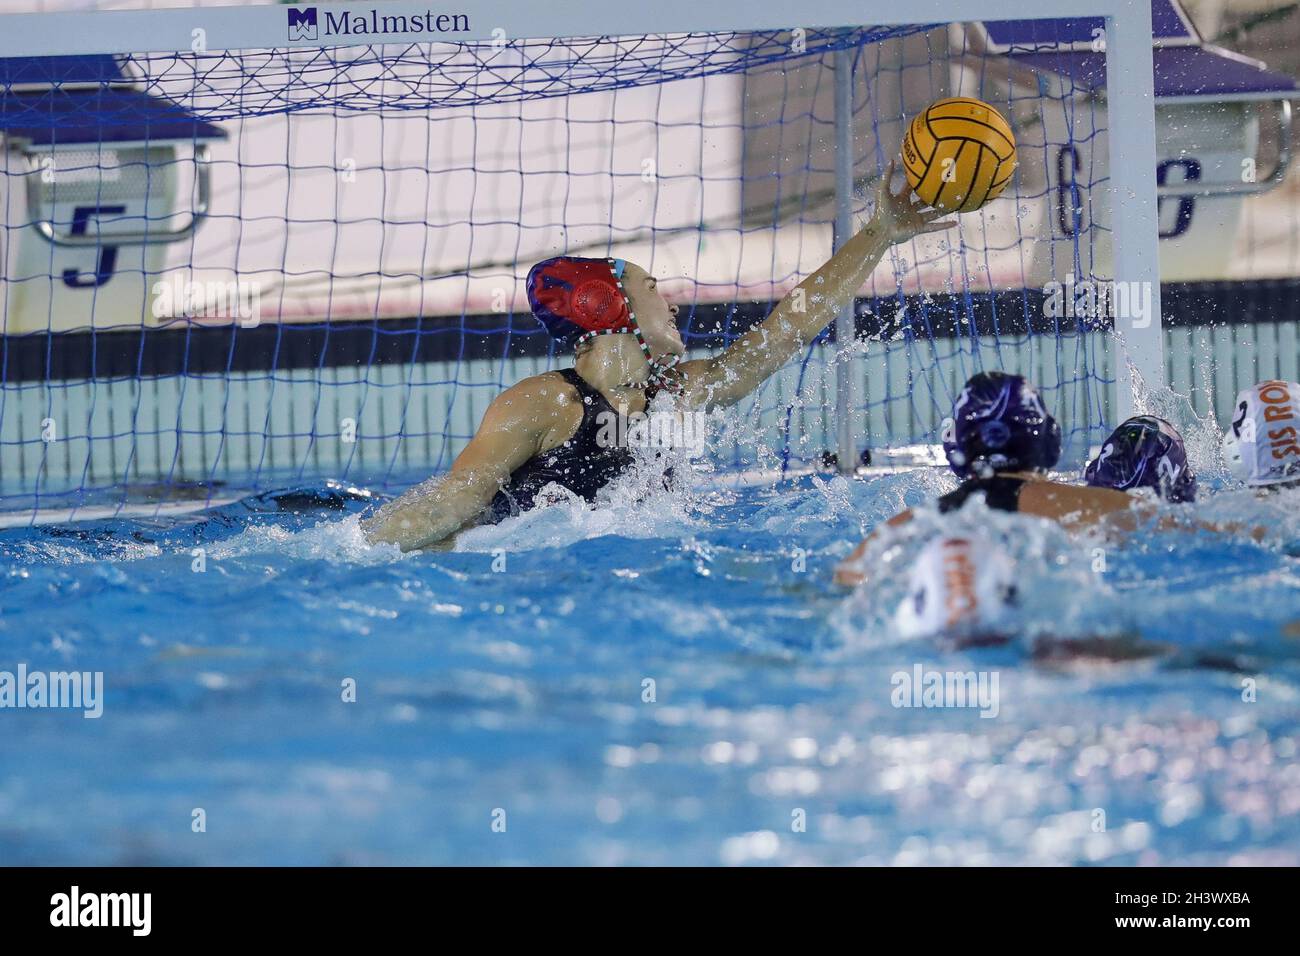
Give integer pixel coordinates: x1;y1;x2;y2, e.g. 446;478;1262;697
1022;478;1133;513
496;369;578;401
485;370;582;423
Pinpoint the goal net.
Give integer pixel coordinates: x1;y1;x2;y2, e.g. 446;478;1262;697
0;7;1148;516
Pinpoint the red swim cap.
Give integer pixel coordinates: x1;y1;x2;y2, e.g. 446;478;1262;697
526;256;633;348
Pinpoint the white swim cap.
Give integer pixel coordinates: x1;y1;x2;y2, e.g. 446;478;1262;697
1222;380;1300;487
894;535;1017;641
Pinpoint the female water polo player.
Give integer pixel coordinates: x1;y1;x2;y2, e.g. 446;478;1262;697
882;533;1158;661
892;534;1017;646
364;162;954;551
835;371;1140;586
1221;380;1300;490
1083;415;1197;502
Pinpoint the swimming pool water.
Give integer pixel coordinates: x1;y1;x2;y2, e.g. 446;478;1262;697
1;465;1298;865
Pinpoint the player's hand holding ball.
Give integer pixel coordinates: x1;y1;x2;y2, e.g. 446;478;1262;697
873;158;959;245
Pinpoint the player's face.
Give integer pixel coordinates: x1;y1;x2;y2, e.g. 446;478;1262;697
623;263;685;357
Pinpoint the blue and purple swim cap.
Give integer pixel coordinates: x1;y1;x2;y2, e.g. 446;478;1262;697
943;372;1062;478
1084;415;1196;502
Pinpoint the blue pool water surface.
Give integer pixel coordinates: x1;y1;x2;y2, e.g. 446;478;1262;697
1;462;1298;865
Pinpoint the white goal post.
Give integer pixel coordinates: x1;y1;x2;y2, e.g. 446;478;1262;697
0;0;1163;477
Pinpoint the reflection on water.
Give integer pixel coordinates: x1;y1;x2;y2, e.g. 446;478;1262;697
0;467;1297;865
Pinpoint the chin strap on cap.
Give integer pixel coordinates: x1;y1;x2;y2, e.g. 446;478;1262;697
571;259;682;395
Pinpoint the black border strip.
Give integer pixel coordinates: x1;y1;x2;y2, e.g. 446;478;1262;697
2;279;1297;385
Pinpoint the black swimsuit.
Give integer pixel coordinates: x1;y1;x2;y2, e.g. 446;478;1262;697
488;368;635;520
937;475;1027;514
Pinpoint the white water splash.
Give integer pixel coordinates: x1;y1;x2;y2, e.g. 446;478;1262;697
1137;382;1229;484
453;421;719;554
828;497;1126;651
208;513;402;565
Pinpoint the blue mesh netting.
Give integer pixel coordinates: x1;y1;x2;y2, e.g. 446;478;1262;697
0;22;1117;516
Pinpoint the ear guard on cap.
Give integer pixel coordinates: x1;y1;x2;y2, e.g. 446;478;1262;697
1221;418;1247;480
570;277;625;326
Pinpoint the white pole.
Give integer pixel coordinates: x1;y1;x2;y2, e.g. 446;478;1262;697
1105;3;1164;423
833;45;857;472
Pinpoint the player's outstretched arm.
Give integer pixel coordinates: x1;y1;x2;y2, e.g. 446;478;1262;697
677;162;954;411
362;378;560;551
